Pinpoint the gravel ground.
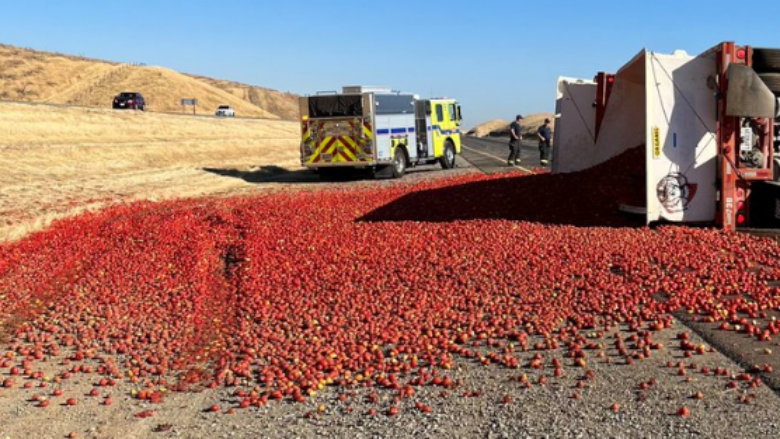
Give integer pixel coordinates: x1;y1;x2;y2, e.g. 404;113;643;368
676;310;780;392
1;322;778;439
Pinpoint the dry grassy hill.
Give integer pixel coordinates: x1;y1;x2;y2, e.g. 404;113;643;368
188;74;299;121
470;119;509;137
470;113;555;138
0;44;298;119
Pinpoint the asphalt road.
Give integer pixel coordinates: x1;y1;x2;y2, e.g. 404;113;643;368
216;135;546;185
460;135;547;174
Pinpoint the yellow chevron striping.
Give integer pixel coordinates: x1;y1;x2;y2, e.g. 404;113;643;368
336;138;357;162
340;136;358;149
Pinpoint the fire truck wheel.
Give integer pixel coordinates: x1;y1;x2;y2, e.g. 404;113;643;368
758;73;780;94
440;141;456;170
752;48;780;73
391;147;407;178
318;168;351;181
317;168;335;181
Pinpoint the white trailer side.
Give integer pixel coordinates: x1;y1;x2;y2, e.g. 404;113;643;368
552;77;597;173
644;50;718;223
554;49;720;224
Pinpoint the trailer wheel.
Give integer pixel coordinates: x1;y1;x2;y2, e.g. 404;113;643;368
440;140;456;170
758;73;780;94
752;48;780;73
391;147;407;178
774;158;780;182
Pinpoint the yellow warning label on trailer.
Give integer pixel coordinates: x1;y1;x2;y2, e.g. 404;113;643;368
651;126;661;159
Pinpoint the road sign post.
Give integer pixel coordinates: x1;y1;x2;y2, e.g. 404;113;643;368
180;98;198;115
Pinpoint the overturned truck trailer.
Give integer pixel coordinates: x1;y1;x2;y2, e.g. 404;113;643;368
554;42;780;230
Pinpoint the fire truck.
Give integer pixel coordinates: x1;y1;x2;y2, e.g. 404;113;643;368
553;42;780;230
299;86;463;178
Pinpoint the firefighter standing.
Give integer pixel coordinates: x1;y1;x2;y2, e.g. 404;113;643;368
537;118;552;165
507;115;523;166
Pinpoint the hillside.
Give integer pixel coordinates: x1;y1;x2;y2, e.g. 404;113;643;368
470;119;509;137
470;113;555;138
0;101;299;241
187;74;299;121
0;44;298;119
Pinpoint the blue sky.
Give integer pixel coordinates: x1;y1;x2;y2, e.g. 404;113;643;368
1;0;780;127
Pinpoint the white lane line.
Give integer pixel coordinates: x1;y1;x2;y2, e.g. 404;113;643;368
461;143;533;173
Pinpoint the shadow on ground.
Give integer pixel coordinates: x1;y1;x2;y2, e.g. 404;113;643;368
203;166;322;184
203;165;450;184
359;148;647;228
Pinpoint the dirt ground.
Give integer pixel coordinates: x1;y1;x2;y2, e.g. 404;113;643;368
0;102;299;242
0;323;778;439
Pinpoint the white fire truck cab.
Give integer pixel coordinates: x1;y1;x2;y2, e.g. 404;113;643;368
299;86;463;178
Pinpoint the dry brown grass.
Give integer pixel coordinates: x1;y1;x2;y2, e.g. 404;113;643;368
471;113;555;138
0;44;297;119
0;102;300;242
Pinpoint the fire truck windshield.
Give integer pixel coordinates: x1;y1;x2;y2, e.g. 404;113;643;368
308;95;363;118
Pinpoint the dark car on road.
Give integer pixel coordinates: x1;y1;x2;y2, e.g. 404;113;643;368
112;92;146;110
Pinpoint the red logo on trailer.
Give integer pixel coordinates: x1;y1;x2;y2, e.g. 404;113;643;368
657;173;698;213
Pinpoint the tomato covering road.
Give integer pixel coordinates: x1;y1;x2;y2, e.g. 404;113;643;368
0;148;779;415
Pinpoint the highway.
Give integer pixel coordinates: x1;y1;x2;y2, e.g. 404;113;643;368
0;99;280;121
234;135;547;184
460;135;547;174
